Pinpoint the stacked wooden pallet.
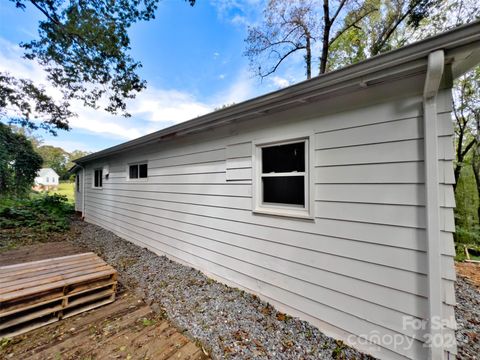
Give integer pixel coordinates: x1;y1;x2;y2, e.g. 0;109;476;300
0;252;117;339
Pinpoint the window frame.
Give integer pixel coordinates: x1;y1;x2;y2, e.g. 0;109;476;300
126;162;149;182
252;135;314;219
93;168;103;189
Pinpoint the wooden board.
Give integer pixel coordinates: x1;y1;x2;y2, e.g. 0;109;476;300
0;252;117;340
0;292;207;360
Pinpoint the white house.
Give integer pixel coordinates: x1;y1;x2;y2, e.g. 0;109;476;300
34;168;60;190
72;22;480;360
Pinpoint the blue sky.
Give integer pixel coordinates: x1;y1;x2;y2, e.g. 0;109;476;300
0;0;305;153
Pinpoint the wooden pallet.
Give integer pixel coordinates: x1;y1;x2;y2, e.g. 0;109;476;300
0;252;117;339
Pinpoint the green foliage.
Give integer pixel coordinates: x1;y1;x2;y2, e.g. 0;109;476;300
0;193;74;232
141;318;156;326
50;181;75;203
455;162;478;229
454;160;480;259
3;0;195;134
0;73;72;135
0;123;43;196
0;338;11;350
36;145;68;178
65;149;90;177
14;127;91;179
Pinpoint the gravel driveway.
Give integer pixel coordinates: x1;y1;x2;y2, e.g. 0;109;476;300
70;219;479;359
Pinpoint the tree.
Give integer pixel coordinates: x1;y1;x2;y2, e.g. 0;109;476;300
65;149;90;179
466;67;480;222
2;0;195;135
318;0;376;74
0;123;43;196
245;0;437;79
0;73;73;135
452;73;477;191
368;0;436;56
35;145;69;179
326;0;441;71
245;0;318;79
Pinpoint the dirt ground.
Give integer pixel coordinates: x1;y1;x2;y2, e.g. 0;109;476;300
455;262;480;288
0;242;207;360
0;241;83;266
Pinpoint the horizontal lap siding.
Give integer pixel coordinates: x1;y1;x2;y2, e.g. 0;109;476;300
83;88;457;359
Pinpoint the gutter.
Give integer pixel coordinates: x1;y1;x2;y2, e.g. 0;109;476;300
422;50;445;360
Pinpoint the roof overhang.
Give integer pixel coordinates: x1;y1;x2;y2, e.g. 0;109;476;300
68;164;81;173
75;20;480;164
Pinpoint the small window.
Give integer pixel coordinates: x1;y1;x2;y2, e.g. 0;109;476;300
76;174;81;192
128;163;148;179
254;138;312;218
94;169;103;188
46;177;49;183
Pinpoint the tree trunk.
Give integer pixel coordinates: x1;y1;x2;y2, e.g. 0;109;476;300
472;152;480;223
474;118;480;224
306;35;311;79
454;127;465;192
320;0;330;74
454;164;462;192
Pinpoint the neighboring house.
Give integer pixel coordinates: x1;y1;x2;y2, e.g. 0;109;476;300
72;22;480;360
33;168;60;190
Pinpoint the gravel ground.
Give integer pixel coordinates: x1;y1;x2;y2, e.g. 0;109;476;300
71;219;373;360
455;276;480;359
70;219;480;360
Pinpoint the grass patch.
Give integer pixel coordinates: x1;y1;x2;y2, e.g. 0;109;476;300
40;182;75;203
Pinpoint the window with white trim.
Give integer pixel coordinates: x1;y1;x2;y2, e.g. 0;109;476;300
254;138;312;218
76;174;81;192
93;169;103;188
128;163;148;179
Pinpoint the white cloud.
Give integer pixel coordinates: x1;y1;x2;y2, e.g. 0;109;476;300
230;14;249;26
213;69;257;106
209;0;263;27
0;37;259;144
218;74;226;80
271;76;290;88
127;88;212;124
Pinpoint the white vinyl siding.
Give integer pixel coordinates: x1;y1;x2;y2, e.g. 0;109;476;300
81;76;456;360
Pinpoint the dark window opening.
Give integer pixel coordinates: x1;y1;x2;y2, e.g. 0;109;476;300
94;169;103;188
129;164;139;179
139;164;148;178
262;142;305;173
76;174;80;192
263;176;305;206
129;163;148;179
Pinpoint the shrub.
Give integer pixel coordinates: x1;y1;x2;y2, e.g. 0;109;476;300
454;225;480;261
0;194;74;232
0;124;42;197
455;225;480;245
